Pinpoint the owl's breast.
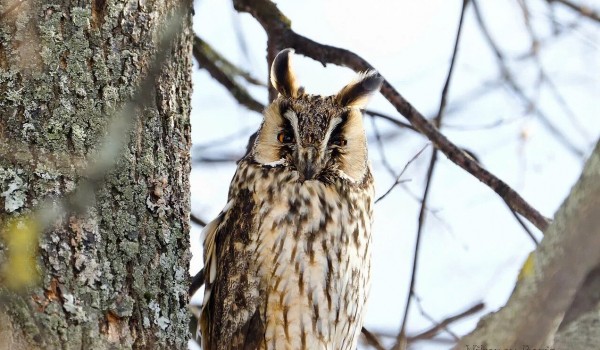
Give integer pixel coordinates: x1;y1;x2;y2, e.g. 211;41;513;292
235;163;373;349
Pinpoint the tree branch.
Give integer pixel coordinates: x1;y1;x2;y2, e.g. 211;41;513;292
232;0;550;232
361;327;386;350
394;3;470;347
409;303;484;342
549;0;600;23
193;35;265;113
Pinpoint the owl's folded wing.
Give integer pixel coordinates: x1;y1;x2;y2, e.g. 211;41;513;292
199;199;264;350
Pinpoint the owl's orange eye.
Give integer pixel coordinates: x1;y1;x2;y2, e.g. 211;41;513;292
332;138;347;147
277;131;294;143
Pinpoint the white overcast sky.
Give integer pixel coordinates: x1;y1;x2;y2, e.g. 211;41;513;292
189;0;599;348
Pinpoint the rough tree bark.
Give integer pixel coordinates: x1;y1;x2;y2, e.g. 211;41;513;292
0;0;192;349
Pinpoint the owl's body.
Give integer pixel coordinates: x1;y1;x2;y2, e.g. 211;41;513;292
200;49;382;350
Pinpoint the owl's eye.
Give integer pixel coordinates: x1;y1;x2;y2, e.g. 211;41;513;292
331;138;347;147
277;131;294;143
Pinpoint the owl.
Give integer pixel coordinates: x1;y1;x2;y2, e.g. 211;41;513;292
199;48;383;350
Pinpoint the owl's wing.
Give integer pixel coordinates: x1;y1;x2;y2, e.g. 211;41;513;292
199;198;265;350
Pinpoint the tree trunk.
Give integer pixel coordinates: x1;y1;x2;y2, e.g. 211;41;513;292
0;0;192;349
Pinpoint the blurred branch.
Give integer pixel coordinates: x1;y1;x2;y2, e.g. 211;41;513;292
230;4;255;71
361;327;386;350
369;115;400;178
549;0;600;23
195;36;265;87
232;0;551;232
190;213;207;226
194;127;255;151
195;154;241;163
189;214;206;296
189;268;205;296
394;2;469;347
472;0;585;159
518;0;591;141
193;35;265;113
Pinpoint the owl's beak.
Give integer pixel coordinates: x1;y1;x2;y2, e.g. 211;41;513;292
297;146;322;182
302;163;316;180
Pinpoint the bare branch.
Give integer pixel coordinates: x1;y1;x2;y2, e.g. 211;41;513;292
549;0;600;23
189;268;205;297
193;35;265;113
191;213;207;227
409;303;484;342
507;204;540;245
361;327;386;350
394;2;470;347
375;144;430;204
232;0;550;232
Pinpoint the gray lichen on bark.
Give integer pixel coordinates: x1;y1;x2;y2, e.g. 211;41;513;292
0;0;192;349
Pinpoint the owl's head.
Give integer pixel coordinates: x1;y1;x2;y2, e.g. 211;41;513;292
251;49;383;184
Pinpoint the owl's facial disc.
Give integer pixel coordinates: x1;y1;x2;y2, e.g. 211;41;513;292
280;109;326;182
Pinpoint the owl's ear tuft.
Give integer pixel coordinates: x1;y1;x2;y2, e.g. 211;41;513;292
270;49;300;98
336;70;383;108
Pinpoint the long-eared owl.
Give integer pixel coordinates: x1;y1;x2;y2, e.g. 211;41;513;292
200;49;383;350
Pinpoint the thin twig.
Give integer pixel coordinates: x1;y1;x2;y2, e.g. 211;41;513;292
232;0;550;232
412;295;460;342
542;76;591;140
408;303;485;342
507;204;539;245
370;115;399;178
517;0;591;141
230;4;257;79
365;110;416;132
393;2;470;348
375;144;431;204
394;150;437;350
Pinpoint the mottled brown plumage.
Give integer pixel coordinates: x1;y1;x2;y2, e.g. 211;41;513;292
200;49;382;350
